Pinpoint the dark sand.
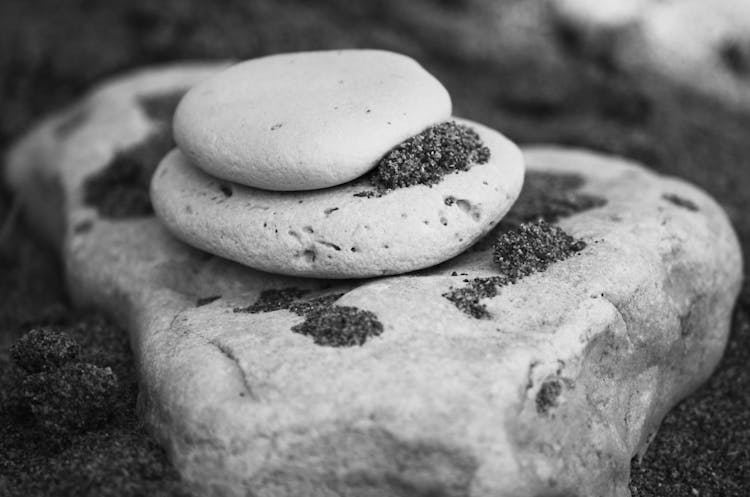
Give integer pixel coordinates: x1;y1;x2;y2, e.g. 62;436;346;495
0;0;748;495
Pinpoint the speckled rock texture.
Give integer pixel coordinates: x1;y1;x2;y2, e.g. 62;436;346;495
3;65;743;497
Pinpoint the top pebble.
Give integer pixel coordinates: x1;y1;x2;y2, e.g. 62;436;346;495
173;50;452;191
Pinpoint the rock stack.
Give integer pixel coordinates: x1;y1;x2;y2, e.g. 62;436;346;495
3;51;742;497
151;50;524;278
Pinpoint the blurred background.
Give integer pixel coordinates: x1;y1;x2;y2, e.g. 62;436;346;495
0;1;748;496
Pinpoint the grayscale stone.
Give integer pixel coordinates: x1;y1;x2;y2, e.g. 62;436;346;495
174;50;452;191
4;64;742;497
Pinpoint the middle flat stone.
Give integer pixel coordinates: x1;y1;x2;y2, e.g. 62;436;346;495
173;50;452;191
152;119;524;278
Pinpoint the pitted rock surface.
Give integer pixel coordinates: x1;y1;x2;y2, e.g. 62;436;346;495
152;117;524;278
4;65;742;497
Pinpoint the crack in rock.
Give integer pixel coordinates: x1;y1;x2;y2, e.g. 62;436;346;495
209;339;258;401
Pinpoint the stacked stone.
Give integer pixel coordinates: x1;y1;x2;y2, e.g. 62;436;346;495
151;50;525;278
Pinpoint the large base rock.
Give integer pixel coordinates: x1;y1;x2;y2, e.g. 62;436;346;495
4;65;742;497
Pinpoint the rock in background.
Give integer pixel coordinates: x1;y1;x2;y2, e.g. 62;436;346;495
1;0;748;496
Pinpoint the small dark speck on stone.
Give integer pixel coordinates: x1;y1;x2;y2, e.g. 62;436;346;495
353;190;380;198
270;123;283;131
291;305;384;347
219;184;233;197
570;240;587;252
196;295;221;307
663;193;698;212
324;207;339;215
318;241;341;251
536;378;563;415
233;288;309;313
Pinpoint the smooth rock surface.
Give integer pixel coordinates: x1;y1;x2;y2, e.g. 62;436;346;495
174;50;452;191
152;119;524;278
4;64;743;497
